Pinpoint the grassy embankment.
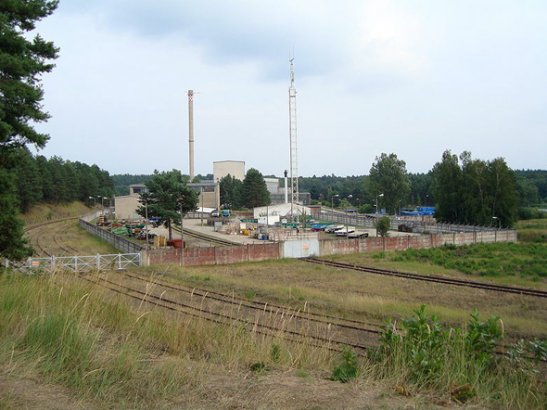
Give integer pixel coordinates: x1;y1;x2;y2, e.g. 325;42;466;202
21;202;118;256
0;273;334;409
4;206;545;407
20;201;92;226
148;243;547;339
1;272;544;409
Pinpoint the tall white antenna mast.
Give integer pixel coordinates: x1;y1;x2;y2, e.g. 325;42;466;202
188;89;195;180
288;57;299;209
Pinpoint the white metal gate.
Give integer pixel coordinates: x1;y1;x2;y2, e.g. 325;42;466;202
282;239;320;258
2;253;141;274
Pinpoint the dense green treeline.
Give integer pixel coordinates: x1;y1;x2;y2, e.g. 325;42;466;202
112;174;153;196
5;148;114;213
514;170;547;206
112;173;214;195
112;167;545;221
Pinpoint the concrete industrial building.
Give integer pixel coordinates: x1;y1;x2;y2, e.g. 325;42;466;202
253;203;311;225
213;160;245;182
263;177;311;205
188;180;218;209
114;184;145;220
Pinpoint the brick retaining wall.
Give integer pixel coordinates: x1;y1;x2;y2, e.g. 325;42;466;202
145;230;517;266
319;230;517;257
145;243;281;266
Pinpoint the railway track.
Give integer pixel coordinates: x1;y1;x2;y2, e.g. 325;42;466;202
80;272;543;362
176;226;243;247
303;257;547;299
25;217;83;257
24;216;80;233
124;271;383;332
82;272;381;356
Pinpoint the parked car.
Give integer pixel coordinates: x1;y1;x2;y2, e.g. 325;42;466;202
335;226;355;236
325;224;344;233
311;223;329;231
347;230;369;238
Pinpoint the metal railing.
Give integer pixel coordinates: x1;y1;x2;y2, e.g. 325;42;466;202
318;210;506;234
2;253;141;274
79;219;143;253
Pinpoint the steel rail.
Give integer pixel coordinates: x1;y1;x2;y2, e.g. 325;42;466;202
171;224;244;247
123;271;383;334
79;273;544;363
24;216;80;232
303;257;547;298
83;274;375;355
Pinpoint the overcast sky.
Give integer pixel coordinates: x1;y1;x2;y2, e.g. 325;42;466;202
33;0;546;177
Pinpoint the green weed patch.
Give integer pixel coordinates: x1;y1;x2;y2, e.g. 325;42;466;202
372;306;546;408
389;242;546;279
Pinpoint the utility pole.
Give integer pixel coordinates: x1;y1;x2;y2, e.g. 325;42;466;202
200;186;204;226
179;202;184;267
144;198;149;250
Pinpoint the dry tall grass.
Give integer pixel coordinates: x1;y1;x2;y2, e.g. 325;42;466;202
149;259;547;339
0;272;335;408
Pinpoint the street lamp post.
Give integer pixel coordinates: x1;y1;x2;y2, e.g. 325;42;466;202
144;198;149;250
331;194;339;222
375;193;384;237
347;194;353;234
178;198;184;267
216;178;220;212
376;193;384;216
356;197;360;226
200;186;204;226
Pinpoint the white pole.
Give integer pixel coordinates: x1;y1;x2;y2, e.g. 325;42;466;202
284;170;288;204
188;90;195;180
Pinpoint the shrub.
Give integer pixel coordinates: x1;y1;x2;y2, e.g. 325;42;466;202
518;207;545;220
374;306;545;408
270;343;281;363
465;310;502;366
331;347;358;383
375;217;390;237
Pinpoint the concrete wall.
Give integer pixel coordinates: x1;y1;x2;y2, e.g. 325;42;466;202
199;191;217;209
114;195;140;220
264;177;279;194
319;230;517;257
253;203;310;219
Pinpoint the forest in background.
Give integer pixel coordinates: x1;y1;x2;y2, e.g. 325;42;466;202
112;169;546;213
7;148;114;213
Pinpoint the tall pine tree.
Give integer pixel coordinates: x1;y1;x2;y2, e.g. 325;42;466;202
0;1;58;259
